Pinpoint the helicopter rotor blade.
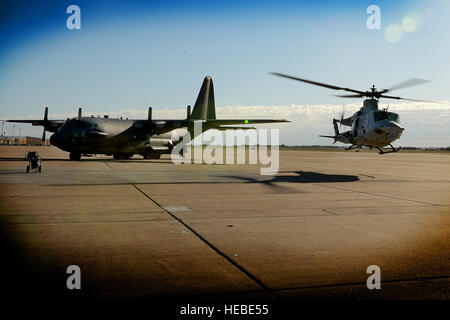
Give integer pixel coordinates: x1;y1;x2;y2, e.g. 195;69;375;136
270;72;365;95
333;94;364;98
378;94;450;104
379;78;430;94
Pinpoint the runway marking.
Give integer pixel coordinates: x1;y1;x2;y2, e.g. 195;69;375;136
101;161;281;300
163;206;192;212
322;208;340;216
359;173;375;178
316;184;445;207
276;275;450;292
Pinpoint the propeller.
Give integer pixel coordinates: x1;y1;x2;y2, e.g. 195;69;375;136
187;105;191;119
42;107;48;141
270;72;449;104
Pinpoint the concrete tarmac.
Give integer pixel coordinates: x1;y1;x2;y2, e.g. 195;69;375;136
0;146;448;302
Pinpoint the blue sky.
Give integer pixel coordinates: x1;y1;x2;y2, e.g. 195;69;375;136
0;0;449;146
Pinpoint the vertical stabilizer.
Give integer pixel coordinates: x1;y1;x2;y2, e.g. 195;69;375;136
190;76;216;120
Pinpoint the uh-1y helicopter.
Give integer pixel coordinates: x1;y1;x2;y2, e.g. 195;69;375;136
271;72;447;154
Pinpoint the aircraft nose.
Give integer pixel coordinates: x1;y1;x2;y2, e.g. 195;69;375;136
49;133;60;147
376;121;404;137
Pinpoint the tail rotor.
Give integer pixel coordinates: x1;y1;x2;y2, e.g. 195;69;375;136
339;104;345;130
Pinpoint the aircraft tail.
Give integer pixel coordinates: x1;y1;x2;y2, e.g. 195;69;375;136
187;76;288;139
190;76;216;120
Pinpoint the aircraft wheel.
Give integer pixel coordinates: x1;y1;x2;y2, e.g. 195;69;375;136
143;148;153;159
69;152;81;161
153;152;161;159
26;165;30;173
38;166;41;173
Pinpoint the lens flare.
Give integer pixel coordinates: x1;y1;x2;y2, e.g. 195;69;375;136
385;24;403;43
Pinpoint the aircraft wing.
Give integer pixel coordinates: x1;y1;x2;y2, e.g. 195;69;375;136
7;119;65;133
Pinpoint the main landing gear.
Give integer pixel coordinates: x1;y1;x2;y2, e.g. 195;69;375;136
69;152;81;161
143;148;161;160
378;144;401;154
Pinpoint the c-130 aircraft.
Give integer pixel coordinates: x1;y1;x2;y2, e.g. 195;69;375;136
8;77;288;160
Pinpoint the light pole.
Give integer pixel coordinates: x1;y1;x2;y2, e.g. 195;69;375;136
12;125;15;145
1;121;4;137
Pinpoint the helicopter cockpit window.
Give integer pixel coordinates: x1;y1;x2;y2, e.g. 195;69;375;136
374;111;399;123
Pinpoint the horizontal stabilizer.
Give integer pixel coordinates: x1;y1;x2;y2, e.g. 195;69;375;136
217;126;256;130
319;135;336;139
205;119;289;127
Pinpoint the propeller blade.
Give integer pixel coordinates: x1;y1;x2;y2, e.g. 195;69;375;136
380;78;430;94
378;94;450;104
270;72;365;95
148;107;152;121
44;106;48;122
42;106;49;141
187;105;191;119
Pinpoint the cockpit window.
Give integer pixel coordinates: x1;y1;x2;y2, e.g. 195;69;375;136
63;119;99;131
374;111;400;123
65;119;92;129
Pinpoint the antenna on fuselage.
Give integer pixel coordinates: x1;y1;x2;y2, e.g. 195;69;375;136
148;107;152;121
78;107;82;118
187;105;191;119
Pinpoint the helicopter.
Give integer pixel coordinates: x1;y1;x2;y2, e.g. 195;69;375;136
271;72;447;154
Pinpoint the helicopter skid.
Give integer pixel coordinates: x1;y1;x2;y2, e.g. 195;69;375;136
345;145;359;151
378;145;401;154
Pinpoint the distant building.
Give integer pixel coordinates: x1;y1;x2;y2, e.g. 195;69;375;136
0;136;9;145
0;136;50;146
19;136;50;146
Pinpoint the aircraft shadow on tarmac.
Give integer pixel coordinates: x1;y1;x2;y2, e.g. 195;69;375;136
228;171;360;185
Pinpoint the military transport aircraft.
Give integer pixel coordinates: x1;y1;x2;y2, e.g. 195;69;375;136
7;77;288;160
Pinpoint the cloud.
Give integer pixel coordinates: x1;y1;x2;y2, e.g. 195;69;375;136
7;102;450;147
